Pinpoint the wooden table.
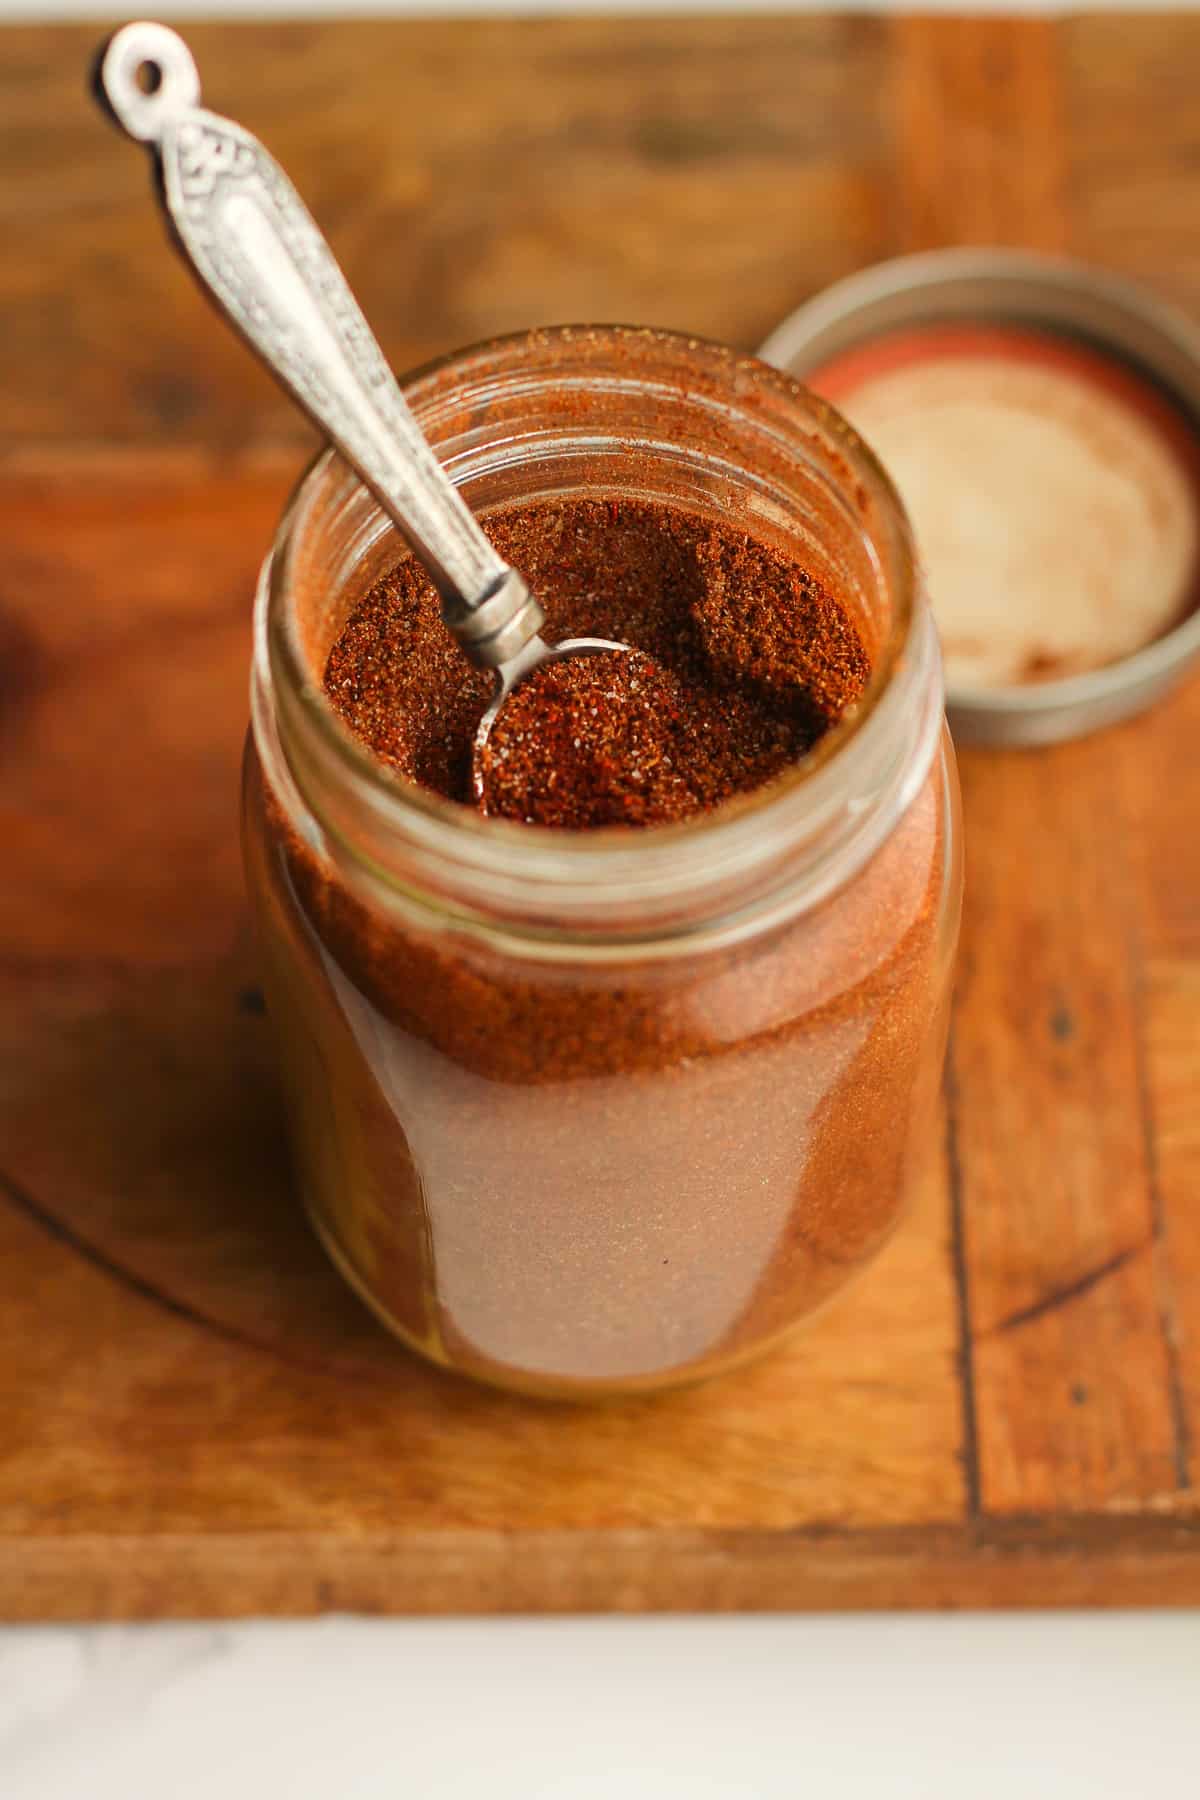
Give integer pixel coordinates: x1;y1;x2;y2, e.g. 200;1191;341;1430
1;16;1197;1617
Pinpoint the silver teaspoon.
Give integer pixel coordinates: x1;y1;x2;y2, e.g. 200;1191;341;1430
96;22;629;804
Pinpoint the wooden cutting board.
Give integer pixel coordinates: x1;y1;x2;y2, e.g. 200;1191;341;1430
1;16;1198;1618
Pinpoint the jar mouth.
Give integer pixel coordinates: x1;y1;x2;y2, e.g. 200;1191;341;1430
259;325;933;942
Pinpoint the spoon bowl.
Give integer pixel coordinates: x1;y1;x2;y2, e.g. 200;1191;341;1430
472;635;633;810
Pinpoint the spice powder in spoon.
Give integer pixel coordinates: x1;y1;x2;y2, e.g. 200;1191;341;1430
324;495;871;824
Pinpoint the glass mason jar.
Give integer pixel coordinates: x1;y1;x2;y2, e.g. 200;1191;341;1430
243;326;961;1398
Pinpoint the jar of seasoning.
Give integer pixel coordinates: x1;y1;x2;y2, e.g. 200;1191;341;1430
243;326;961;1397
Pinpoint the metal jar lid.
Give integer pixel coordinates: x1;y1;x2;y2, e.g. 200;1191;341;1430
759;249;1200;746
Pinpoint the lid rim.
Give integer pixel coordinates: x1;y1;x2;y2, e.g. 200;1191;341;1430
761;249;1200;746
946;607;1200;715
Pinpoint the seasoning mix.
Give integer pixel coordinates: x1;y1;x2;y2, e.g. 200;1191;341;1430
326;496;870;829
245;327;960;1395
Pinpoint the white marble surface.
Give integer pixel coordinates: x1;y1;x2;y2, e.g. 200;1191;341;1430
0;1614;1197;1796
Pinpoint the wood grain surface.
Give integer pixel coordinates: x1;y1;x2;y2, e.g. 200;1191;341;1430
1;16;1198;1617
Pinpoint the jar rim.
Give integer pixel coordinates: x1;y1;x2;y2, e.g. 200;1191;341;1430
259;324;933;940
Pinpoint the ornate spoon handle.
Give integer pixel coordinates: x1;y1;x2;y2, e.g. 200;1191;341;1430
97;22;541;665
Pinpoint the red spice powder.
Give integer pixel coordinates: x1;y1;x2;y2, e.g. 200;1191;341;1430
480;652;701;828
479;650;793;829
248;491;950;1393
323;495;870;822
